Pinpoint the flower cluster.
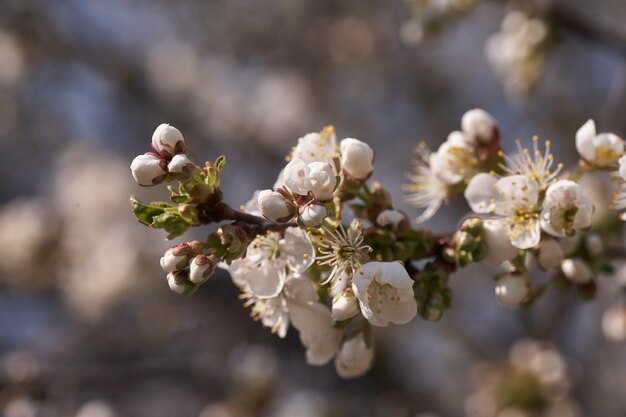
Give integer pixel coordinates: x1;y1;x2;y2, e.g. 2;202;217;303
129;111;626;379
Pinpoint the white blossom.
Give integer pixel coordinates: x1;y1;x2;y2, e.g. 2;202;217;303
465;173;541;249
576;119;624;167
331;288;360;321
317;219;370;289
540;180;593;237
292;127;337;165
257;189;293;222
340;138;374;179
167;153;193;174
495;273;529;307
151;123;186;157
224;227;314;298
334;333;374;379
130;153;167;186
352;261;417;327
500;137;562;191
403;143;450;223
303;162;336;201
430;131;478;185
461;108;498;144
561;258;593;284
299;204;327;227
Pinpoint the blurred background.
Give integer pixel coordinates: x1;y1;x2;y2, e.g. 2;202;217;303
1;0;626;416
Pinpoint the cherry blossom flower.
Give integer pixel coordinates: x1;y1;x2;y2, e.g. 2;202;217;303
334;333;374;379
576;119;624;167
540;180;593;237
465;173;541;249
352;261;417;327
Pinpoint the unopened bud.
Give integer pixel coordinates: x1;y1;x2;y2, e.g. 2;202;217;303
160;243;192;272
130;153;167;186
334;333;374;379
257;189;293;222
299;204;327;227
561;258;593;284
461;108;498;144
151;123;186;157
166;271;197;295
585;234;603;256
340;138;374;180
602;305;626;341
332;289;359;321
304;162;336;201
189;254;216;283
376;209;406;228
537;239;564;270
495;273;529;308
168;153;193;174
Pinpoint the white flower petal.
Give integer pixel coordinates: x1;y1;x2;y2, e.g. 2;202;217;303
575;119;596;162
464;173;499;213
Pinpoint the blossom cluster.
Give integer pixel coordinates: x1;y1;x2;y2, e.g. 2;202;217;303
129;110;626;379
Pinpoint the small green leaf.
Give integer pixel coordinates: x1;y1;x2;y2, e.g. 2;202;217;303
215;155;226;172
130;197;173;226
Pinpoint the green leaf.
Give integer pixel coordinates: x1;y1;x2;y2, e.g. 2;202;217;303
130;197;173;226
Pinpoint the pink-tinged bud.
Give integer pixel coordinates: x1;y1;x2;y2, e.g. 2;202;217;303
257;189;293;222
168;153;193;174
331;289;359;321
160;243;192;272
151;123;186;157
189;254;216;284
461;108;498;144
130;153;167;186
299;204;327;227
340;138;374;180
166;271;197;295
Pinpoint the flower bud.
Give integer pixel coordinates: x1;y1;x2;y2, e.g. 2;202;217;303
585;234;603;256
340;138;374;180
257;190;293;222
561;258;593;284
167;153;193;174
495;274;529;308
304;162;336;201
334;333;374;379
160;243;192;272
189;254;216;283
331;289;359;321
376;209;406;228
483;220;518;266
602;305;626;341
130;153;167;186
461;108;498;144
537;239;564;270
151;123;186;157
299;204;327;227
166;271;197;295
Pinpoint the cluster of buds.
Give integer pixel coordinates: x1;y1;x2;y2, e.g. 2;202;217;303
130;124;194;186
413;262;452;321
256;127;374;227
160;241;217;295
444;217;487;267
